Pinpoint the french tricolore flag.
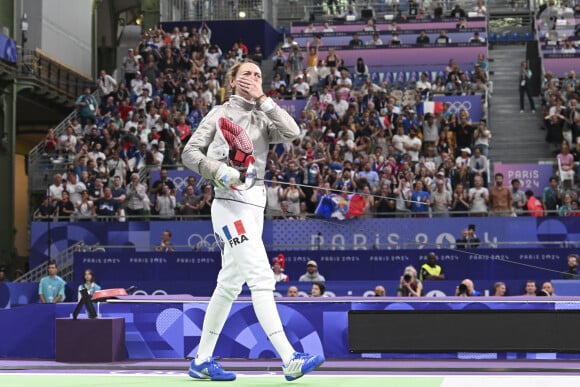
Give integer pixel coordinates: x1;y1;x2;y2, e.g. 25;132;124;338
417;101;444;116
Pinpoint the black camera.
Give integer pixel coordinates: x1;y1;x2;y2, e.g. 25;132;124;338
457;283;469;295
403;274;412;283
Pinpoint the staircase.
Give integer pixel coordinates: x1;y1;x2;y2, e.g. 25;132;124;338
487;44;553;164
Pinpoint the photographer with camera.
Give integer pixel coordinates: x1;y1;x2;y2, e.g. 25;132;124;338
455;279;481;297
397;266;423;297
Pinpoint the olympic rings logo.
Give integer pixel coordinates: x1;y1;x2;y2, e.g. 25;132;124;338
447;101;472;113
132;289;168;296
187;233;220;251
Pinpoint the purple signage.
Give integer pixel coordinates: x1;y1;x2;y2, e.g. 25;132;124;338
434;95;483;122
277;99;308;121
310;44;486;69
542;55;580;78
294;32;486;47
493;163;554;197
291;19;486;34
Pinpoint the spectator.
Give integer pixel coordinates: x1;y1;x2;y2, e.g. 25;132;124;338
416;30;430;45
38;260;66;303
409;180;430;217
468;175;489;216
397;265;423;297
468;31;485;44
511;179;527;216
557;140;576;188
35;196;56;221
75;190;94;221
122;48;139;87
348;32;364;48
451;183;469;216
156;230;175;252
97;69;117;102
77;269;101;300
562;254;580;279
298;260;326;282
93;186;121;221
542;176;561;215
456;278;480;296
155;184;176;220
75;88;99;127
56;190;75;221
541;281;555;295
374;285;386;297
366;32;383;47
473;0;487;16
473;121;491;157
450;3;467;18
525;190;545;216
286;286;299;297
493;282;507;296
456;224;480;249
559;193;575;216
273;259;289;283
125;173;148;220
489;173;512;216
431;174;452;217
179;185;200;218
420;252;445;280
523;280;537;296
310;282;327;297
373;183;398;217
469;147;488;186
435;30;451;45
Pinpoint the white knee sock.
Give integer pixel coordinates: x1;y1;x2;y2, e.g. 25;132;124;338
252;290;295;365
195;291;234;365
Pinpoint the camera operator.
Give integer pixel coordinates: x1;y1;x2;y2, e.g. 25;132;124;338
455;278;481;297
397;266;423;297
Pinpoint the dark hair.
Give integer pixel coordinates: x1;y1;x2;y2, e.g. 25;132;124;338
83;269;96;283
47;260;57;268
313;282;326;295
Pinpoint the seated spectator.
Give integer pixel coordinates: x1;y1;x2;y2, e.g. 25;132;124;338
493;282;507;296
56;190;75;221
363;18;379;32
416;30;430;45
539;281;555;296
340;5;358;20
286;286;299;297
435;30;451;45
272;254;289;282
557;140;576;187
310;282;326;297
43;127;59;157
292;75;310;97
366;32;383;46
35;197;56;221
468;31;485;43
156;230;175;252
374;285;386;297
389;32;401;46
450;3;467;18
299;260;326;282
562;253;580;279
473;0;487;16
397;265;423;297
559;193;575;216
348;32;364;48
456;224;480;249
523;280;537;296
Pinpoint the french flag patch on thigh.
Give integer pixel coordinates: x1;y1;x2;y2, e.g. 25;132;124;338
222;220;249;247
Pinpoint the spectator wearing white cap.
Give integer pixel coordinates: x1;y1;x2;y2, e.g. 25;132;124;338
298;260;326;282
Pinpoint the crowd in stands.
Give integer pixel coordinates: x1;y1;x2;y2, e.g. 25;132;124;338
34;6;580;223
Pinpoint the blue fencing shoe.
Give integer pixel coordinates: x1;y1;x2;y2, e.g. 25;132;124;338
188;357;236;381
283;352;325;381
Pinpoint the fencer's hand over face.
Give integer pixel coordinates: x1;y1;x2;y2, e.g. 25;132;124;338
233;63;264;100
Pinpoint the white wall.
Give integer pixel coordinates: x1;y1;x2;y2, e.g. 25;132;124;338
39;0;92;77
